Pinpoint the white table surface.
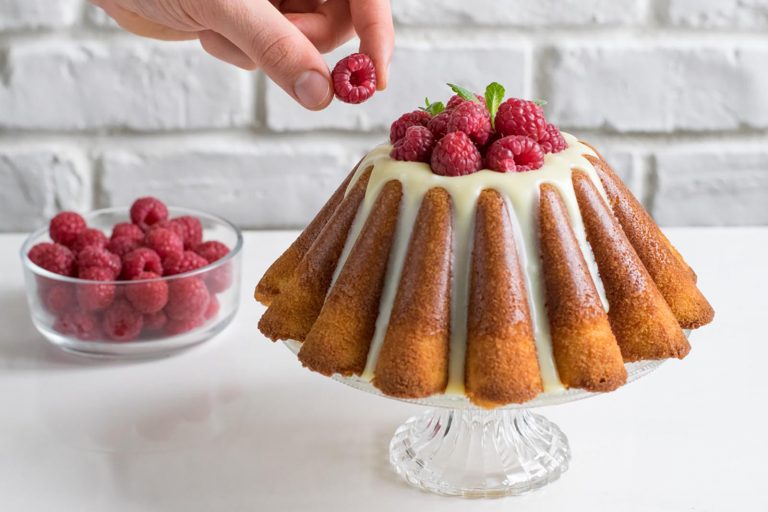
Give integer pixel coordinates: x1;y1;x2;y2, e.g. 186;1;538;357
1;228;766;511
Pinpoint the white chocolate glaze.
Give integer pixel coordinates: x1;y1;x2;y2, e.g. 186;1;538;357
331;133;609;395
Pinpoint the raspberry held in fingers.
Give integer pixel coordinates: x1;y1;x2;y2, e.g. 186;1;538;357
332;53;377;104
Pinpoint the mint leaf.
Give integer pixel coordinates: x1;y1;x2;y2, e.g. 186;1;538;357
420;97;446;116
484;82;505;129
533;99;548;107
447;83;481;103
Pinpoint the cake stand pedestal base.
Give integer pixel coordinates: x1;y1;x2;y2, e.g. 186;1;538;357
389;408;570;498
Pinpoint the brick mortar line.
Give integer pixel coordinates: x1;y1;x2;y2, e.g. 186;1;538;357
1;131;767;152
2;27;768;47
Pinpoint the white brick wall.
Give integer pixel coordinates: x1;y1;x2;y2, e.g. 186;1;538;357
654;149;768;226
0;42;253;131
98;140;356;228
392;0;648;27
0;0;81;31
667;0;768;29
0;0;766;230
0;148;90;230
546;46;768;132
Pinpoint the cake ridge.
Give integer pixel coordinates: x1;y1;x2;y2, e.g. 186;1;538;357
360;180;429;379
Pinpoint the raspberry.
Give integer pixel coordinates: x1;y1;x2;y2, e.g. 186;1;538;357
49;212;86;248
28;243;76;276
72;228;108;253
332;53;377;104
28;243;53;265
194;241;230;263
486;136;545;173
169;216;203;249
427;111;450;139
539;123;567;154
76;266;117;312
389;110;432;144
143;310;168;332
102;299;143;341
106;236;141;258
146;219;171;232
165;277;210;321
164;316;204;336
391;125;435;163
111;222;144;242
122;248;163;279
205;263;233;294
430;132;482;177
446;93;485;110
495;98;548;141
78;246;121;278
163;250;209;276
130;197;168;231
446;101;492;147
145;227;183;260
125;271;168;314
204;295;220;321
54;310;102;340
43;284;75;315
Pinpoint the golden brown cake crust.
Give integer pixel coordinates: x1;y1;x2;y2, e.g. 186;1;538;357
586;155;714;329
578;141;697;282
538;184;627;392
254;161;359;306
298;180;403;377
465;189;544;407
571;170;691;362
373;187;453;398
257;167;372;342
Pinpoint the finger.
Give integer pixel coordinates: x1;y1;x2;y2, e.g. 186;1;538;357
349;0;394;89
98;3;197;41
280;0;323;13
202;1;332;110
285;0;355;54
198;30;258;70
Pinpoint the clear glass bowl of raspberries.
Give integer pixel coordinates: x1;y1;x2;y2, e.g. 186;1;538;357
20;197;243;358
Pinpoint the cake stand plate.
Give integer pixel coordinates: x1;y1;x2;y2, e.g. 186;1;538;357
284;340;665;498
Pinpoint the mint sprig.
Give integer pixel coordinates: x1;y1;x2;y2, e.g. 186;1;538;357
484;82;505;129
447;83;482;103
420;97;445;116
533;99;548;107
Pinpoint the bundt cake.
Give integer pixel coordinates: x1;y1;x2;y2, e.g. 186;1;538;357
255;83;714;408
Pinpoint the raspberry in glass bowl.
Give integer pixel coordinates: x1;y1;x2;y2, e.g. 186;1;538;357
20;201;242;358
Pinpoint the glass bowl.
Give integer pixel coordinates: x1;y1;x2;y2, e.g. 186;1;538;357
20;207;243;359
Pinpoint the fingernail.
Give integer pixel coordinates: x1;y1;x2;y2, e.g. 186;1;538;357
294;70;331;109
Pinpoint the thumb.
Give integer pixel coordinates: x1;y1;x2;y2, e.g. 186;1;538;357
203;0;333;110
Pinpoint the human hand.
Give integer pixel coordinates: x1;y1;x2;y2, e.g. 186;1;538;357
90;0;394;110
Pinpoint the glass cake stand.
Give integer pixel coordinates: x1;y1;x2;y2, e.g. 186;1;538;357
283;340;664;498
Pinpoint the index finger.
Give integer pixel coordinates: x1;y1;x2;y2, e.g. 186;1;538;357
349;0;394;90
201;0;333;110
